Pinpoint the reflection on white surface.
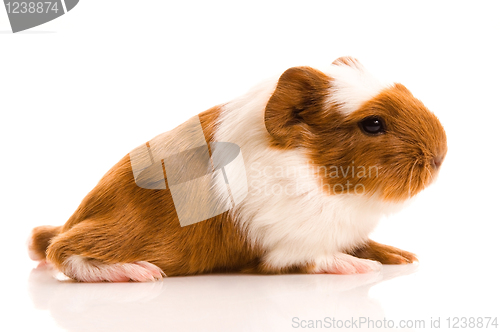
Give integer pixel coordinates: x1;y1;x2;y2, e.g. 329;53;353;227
28;264;419;332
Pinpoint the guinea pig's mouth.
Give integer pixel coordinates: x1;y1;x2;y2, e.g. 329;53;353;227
379;158;437;202
406;156;443;198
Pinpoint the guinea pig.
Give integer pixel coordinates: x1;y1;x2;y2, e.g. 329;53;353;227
28;56;447;282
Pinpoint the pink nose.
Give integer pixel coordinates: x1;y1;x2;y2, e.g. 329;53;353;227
431;155;444;169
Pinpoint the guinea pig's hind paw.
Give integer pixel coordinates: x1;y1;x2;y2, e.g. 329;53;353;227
310;253;382;275
63;256;166;282
124;261;166;282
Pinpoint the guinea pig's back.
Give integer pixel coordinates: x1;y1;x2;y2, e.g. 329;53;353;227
44;106;260;276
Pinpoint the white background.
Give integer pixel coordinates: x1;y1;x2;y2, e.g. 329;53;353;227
1;1;499;331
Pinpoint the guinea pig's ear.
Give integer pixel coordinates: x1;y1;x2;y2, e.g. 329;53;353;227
332;56;364;70
265;66;331;147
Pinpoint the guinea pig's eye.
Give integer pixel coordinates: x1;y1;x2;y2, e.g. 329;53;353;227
359;116;386;135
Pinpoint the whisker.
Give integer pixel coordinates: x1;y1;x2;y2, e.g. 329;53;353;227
408;159;419;198
425;163;433;184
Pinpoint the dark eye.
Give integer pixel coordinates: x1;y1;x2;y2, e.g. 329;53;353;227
359;116;386;135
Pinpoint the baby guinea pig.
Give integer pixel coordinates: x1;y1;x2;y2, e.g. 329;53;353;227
28;56;447;282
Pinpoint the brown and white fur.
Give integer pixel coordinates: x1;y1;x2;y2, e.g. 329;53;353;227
28;57;447;282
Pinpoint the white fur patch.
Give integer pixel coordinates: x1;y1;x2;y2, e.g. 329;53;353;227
322;62;388;115
213;72;403;271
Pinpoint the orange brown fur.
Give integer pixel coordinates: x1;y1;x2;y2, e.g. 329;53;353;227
351;240;418;264
309;83;447;201
265;66;332;149
332;56;364;70
29;58;445;280
28;225;62;260
42;106;265;277
265;63;447;202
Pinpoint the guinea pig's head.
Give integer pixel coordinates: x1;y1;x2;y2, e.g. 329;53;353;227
264;57;447;202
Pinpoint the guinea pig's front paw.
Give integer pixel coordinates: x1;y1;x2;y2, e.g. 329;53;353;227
309;253;382;275
351;240;418;265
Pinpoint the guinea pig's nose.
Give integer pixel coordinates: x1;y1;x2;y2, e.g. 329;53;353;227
431;155;444;169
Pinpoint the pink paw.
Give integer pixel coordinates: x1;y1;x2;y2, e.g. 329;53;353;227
310;253;381;275
62;256;166;282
